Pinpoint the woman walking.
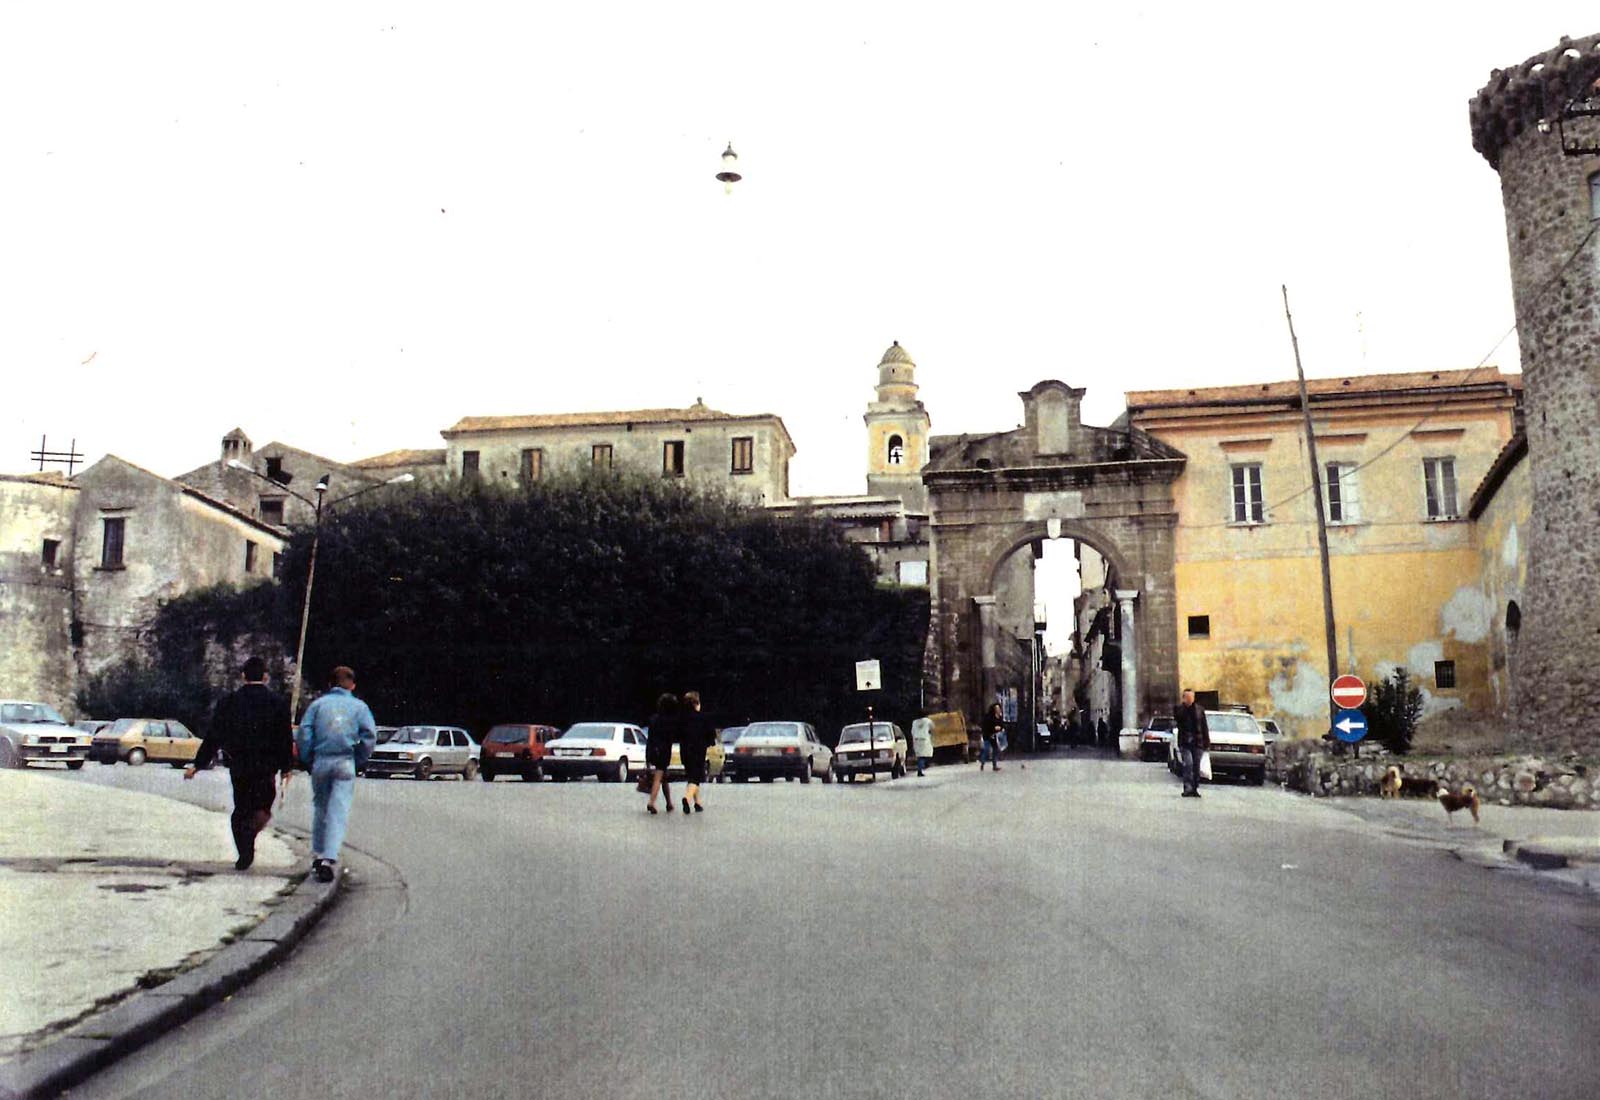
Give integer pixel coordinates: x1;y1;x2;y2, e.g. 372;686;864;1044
645;693;680;814
980;702;1005;771
678;690;714;813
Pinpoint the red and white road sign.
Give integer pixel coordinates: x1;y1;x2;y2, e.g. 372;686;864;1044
1331;674;1367;709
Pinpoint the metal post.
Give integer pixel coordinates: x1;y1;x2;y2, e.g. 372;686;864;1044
1282;285;1341;739
866;703;877;782
288;488;325;722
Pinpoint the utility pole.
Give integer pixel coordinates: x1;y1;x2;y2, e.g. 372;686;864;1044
1282;285;1341;739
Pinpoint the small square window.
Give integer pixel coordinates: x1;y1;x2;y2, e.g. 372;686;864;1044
1423;457;1458;519
1231;464;1264;524
731;436;754;475
520;448;543;483
878;519;894;542
462;451;481;481
260;498;285;525
100;517;125;569
663;440;685;477
1434;660;1456;689
264;456;286;483
42;538;60;570
245;541;258;574
1187;615;1211;639
592;444;613;470
271;552;283;579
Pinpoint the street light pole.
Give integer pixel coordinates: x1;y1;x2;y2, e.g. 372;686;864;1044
226;461;412;718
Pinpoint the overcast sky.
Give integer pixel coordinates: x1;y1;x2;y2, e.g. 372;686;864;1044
3;3;1589;500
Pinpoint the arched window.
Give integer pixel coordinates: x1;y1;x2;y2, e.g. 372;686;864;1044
887;434;905;465
1505;600;1522;640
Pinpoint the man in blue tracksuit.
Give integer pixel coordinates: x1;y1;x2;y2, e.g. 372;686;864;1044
296;665;377;882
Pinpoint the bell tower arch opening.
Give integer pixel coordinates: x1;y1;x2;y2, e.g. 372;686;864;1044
865;341;931;512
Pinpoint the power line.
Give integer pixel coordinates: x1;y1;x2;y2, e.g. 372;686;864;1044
1174;221;1599;531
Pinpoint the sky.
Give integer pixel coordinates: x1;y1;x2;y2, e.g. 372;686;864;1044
4;3;1590;503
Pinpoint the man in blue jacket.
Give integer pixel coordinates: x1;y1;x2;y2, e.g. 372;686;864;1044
297;665;377;882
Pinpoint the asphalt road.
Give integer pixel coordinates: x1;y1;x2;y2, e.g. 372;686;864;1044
52;755;1600;1100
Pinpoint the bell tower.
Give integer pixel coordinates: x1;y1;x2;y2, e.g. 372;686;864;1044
864;341;931;510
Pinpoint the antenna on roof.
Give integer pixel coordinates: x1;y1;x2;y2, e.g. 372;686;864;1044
29;435;84;476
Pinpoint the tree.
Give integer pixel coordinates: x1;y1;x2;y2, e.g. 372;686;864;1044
275;471;929;738
1362;667;1423;754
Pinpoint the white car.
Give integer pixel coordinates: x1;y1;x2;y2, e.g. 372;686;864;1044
543;722;648;783
0;701;92;769
1167;710;1268;785
832;721;907;781
364;725;480;781
724;721;833;783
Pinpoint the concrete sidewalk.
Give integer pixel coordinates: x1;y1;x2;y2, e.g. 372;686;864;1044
0;769;300;1062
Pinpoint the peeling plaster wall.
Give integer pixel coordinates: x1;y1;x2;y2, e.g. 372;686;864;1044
0;477;79;712
1474;454;1531;719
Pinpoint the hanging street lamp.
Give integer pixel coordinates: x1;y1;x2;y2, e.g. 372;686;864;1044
715;143;742;195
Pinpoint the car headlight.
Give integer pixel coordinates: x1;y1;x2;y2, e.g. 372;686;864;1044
397;751;415;760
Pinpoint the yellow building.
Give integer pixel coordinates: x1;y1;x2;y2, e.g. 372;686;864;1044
1125;369;1521;740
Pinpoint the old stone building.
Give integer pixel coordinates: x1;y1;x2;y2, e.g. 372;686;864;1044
0;473;80;711
1124;369;1522;740
1466;432;1530;721
438;402;795;504
179;429;388;530
1470;33;1600;754
350;447;449;487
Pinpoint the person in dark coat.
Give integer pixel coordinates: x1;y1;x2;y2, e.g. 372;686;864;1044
979;702;1005;771
678;690;715;813
1096;715;1110;749
1174;689;1210;798
644;693;680;815
185;657;295;869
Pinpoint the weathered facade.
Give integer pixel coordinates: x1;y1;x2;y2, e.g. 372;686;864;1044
0;473;79;711
71;457;286;683
1468;433;1530;721
1126;370;1522;740
440;402;795;504
350;447;449;487
1470;33;1600;754
923;382;1186;730
179;429;389;530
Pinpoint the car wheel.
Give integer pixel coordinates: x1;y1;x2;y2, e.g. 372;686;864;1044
521;766;538;782
414;758;433;781
0;740;18;769
127;747;146;766
481;764;495;782
823;767;835;784
463;759;479;781
800;762;812;784
67;760;85;770
1249;769;1266;786
609;758;628;784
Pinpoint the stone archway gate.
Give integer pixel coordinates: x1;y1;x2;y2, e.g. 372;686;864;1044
922;381;1187;731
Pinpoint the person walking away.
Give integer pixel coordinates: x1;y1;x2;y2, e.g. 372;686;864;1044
185;657;294;870
1174;689;1209;798
911;715;934;777
296;666;377;881
979;702;1005;771
644;693;680;814
678;690;714;813
1097;715;1110;750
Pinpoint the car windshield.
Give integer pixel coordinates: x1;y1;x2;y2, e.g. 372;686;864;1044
1207;714;1258;735
2;703;66;725
1145;716;1175;731
486;726;528;743
838;724;895;744
719;727;744;744
392;727;434;744
560;723;617;740
742;722;801;740
109;718;145;734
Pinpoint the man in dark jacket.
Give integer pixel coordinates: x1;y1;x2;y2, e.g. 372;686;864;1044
185;657;295;869
1174;689;1210;798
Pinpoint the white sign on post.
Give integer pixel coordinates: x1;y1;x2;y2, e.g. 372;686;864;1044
855;660;881;692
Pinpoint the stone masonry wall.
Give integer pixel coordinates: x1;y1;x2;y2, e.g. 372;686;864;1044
1472;35;1600;755
1270;739;1600;809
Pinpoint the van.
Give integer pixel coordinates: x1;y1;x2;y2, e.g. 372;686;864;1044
913;711;971;763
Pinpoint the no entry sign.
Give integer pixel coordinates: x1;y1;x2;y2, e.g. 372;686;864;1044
1330;674;1367;710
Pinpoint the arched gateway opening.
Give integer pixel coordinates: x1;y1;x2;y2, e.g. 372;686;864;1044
922;382;1187;738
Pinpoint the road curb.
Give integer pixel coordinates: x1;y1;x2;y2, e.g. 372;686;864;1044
0;842;340;1100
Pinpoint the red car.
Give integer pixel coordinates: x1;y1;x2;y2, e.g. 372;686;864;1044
480;723;560;782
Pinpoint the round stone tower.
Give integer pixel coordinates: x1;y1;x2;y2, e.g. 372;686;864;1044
864;341;931;511
1470;33;1600;752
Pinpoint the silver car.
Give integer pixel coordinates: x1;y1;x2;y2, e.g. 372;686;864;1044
364;725;479;781
832;722;907;781
724;721;833;783
1167;711;1267;785
0;701;92;769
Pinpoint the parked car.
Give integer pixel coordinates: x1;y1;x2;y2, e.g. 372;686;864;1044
481;723;560;782
375;725;399;745
668;737;727;781
1258;718;1284;747
831;721;906;782
0;701;92;769
1138;715;1176;761
543;722;648;783
90;718;200;767
1167;710;1267;785
1035;722;1052;750
724;721;833;783
74;719;112;738
364;725;480;781
712;726;744;783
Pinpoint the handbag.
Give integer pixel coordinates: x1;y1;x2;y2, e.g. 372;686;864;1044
1199;751;1213;781
996;730;1009;753
635;772;653;794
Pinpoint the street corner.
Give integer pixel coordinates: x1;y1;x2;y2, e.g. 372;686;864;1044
1504;835;1600;871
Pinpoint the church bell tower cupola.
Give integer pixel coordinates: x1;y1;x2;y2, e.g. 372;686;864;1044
864;341;931;510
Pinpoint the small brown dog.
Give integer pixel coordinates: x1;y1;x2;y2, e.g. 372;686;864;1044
1380;766;1402;799
1438;784;1481;824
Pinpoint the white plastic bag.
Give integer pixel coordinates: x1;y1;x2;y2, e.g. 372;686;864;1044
1199;751;1213;781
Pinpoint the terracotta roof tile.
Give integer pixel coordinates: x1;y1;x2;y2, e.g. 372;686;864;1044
1126;368;1518;410
352;448;447;469
442;405;772;434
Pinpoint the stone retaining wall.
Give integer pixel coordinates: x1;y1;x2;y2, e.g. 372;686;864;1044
1268;740;1600;809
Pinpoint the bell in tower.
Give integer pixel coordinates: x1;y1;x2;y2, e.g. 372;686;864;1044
864;341;931;511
